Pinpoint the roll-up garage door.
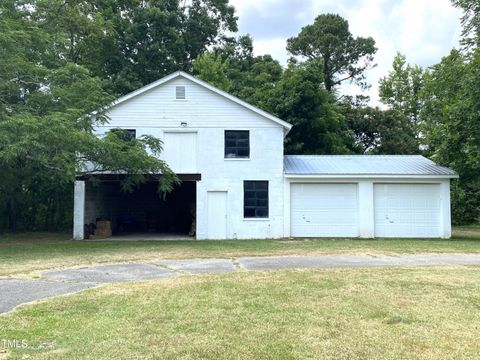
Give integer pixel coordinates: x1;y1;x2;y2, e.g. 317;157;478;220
290;183;359;237
374;184;441;238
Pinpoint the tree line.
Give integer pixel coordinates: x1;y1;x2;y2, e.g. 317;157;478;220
0;0;478;231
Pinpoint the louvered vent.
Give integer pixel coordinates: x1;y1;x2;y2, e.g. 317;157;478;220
175;85;186;100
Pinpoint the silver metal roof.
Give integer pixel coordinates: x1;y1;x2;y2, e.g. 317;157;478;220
284;155;458;177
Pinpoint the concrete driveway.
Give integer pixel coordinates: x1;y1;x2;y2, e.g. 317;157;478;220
2;254;480;314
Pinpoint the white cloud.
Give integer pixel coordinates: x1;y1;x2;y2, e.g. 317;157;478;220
229;0;463;105
252;38;288;62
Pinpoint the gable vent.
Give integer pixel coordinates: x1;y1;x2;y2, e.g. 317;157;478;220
175;85;186;100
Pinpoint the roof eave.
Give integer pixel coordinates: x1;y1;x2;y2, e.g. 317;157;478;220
284;174;459;179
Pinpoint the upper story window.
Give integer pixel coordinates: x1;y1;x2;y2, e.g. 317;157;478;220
110;128;136;141
175;85;186;100
244;180;269;218
225;130;249;158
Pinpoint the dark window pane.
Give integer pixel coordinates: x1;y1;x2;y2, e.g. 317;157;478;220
257;199;268;207
111;128;136;141
254;182;267;190
225;130;249;158
244;207;256;218
125;129;136;140
256;208;268;217
245;199;256;207
244;182;255;191
243;181;268;218
244;191;255;200
256;190;268;199
238;149;249;157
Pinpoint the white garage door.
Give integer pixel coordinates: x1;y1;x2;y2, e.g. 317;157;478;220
374;184;441;238
291;183;359;237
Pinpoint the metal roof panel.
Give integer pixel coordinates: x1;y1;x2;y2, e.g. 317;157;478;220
284;155;457;177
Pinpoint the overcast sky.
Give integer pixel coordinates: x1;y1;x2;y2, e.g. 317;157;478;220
229;0;463;104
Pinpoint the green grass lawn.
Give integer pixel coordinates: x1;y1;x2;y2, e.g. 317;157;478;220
1;267;480;359
0;227;479;278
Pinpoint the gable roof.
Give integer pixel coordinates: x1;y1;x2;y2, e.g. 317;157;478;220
284;155;458;178
110;71;293;132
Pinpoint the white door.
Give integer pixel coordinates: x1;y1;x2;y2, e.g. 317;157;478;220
290;183;359;237
207;191;227;239
374;184;441;238
162;132;197;173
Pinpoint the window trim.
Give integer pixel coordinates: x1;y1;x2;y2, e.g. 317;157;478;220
243;180;269;219
225;130;250;159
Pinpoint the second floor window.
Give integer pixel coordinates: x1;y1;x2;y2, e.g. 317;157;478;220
225;130;249;158
111;128;136;141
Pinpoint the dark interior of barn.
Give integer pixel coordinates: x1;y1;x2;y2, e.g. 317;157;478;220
84;180;196;238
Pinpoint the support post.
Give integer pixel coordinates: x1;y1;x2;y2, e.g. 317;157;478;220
73;180;85;240
440;180;452;239
283;179;291;238
358;181;375;238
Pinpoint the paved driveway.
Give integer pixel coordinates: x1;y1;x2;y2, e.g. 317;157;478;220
2;254;480;314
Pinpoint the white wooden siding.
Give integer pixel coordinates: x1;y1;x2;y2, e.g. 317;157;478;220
104;78;276;129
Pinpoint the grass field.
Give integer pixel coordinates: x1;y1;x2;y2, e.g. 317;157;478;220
0;227;479;278
1;267;480;359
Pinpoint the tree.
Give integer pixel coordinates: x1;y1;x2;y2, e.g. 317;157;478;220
217;35;283;109
451;0;480;48
33;0;238;95
0;3;178;231
193;52;232;92
269;61;352;154
194;35;283;111
421;49;480;223
343;101;418;155
0;64;178;231
379;53;425;144
287;14;377;92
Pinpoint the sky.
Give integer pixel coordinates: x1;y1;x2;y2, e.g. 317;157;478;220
229;0;463;104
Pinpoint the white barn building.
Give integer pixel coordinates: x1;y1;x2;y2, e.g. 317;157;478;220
73;71;457;240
